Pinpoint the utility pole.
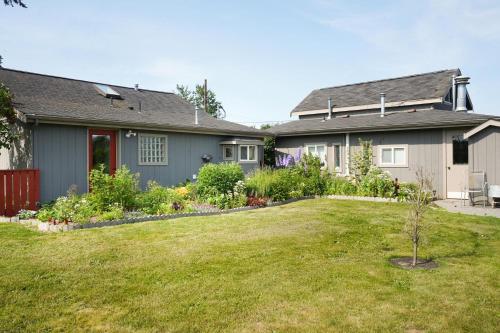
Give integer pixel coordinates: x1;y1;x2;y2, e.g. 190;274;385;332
204;79;208;113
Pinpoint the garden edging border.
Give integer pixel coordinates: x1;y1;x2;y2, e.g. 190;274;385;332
36;196;315;232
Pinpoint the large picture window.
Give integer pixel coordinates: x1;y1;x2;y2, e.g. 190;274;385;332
452;135;468;165
239;145;257;162
379;145;407;167
138;134;168;165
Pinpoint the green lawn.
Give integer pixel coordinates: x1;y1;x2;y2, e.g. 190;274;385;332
0;199;498;332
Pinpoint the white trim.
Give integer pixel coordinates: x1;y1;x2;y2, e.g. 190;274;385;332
291;98;443;116
137;133;168;166
238;144;258;163
220;139;264;145
447;191;468;199
305;143;327;165
464;120;500;139
378;144;408;168
222;145;235;161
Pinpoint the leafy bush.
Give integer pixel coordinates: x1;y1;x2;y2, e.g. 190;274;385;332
246;196;267;207
206;180;247;209
351;139;373;180
295;154;327;196
16;209;37;219
137;181;186;215
326;175;358;195
246;167;276;198
196;162;244;199
358;166;394;197
89;165;139;210
397;182;419;202
95;203;124;222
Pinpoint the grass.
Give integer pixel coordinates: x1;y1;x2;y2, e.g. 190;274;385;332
0;199;498;332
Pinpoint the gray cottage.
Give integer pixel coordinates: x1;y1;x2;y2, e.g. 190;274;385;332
0;68;264;203
269;69;500;199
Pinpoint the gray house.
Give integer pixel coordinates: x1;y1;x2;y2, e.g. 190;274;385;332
0;68;264;203
269;69;500;199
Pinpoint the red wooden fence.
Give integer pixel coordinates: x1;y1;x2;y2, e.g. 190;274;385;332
0;169;40;217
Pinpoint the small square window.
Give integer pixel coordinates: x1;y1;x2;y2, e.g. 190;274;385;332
379;146;407;167
239;145;257;162
223;145;234;160
138;134;168;165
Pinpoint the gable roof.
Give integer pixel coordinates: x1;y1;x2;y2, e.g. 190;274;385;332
464;120;500;139
268;109;498;136
291;69;460;115
0;68;263;137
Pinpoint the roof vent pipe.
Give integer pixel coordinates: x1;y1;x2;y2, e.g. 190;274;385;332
451;75;456;111
134;84;139;91
327;97;332;119
195;105;199;125
455;76;470;112
380;93;385;117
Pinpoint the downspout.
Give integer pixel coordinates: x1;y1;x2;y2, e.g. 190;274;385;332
345;133;350;175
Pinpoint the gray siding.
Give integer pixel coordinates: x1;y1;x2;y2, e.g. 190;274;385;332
33;124;88;202
30;124;261;202
297;103;444;120
350;130;444;197
276;129;446;197
468;127;500;185
120;131;262;189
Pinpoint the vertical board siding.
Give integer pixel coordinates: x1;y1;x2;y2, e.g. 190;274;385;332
275;129;445;197
0;169;40;216
469;127;500;185
33;124;88;203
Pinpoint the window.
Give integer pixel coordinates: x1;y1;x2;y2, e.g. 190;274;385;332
333;144;341;171
379;145;407;167
223;145;234;160
452;135;468;164
239;145;257;162
94;84;121;99
138;134;168;165
306;144;327;165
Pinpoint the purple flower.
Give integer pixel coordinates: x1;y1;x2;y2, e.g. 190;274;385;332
294;147;302;164
276;154;292;167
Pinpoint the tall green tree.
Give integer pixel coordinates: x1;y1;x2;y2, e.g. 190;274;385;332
3;0;27;8
176;84;226;119
0;83;17;150
261;124;276;166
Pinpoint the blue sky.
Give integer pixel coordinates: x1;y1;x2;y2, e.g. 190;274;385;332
1;0;499;125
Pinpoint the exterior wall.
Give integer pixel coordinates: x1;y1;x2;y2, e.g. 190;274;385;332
32;124;88;202
275;134;346;173
468;127;500;185
297;103;441;120
275;129;446;197
31;124;262;202
0;120;33;169
350;129;444;197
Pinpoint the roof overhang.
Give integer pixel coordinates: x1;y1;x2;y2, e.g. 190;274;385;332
219;139;264;145
23;114;265;138
290;98;443;116
464;119;500;139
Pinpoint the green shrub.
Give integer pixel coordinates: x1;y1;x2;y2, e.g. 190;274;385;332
296;154;327;196
206;180;247;209
89;165;139;210
138;181;186;215
397;182;419;202
246;167;276;198
326;175;358;195
95;204;124;222
358;166;394;197
196;162;244;199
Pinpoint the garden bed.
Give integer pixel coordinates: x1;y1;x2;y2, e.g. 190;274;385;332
31;197;314;232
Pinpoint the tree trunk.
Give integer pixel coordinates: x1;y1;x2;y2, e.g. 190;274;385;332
412;239;418;267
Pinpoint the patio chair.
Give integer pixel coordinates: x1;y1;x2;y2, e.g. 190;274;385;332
463;171;487;208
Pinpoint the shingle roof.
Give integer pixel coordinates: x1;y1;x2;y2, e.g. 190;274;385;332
292;69;460;114
0;68;263;137
268;109;498;136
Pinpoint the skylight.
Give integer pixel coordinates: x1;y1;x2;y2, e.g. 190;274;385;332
94;84;121;99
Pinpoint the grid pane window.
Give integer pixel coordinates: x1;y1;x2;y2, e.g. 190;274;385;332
139;134;168;165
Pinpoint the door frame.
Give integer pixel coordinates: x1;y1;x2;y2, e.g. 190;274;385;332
88;128;118;176
444;128;469;199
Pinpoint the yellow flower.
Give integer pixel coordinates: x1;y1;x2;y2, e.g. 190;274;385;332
175;187;189;198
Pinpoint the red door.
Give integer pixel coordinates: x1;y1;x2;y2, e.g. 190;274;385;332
88;129;117;175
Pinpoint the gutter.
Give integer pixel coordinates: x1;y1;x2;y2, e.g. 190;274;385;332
24;114;265;138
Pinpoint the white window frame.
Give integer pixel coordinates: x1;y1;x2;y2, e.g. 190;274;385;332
378;145;408;167
223;145;235;161
239;144;257;163
305;143;327;165
138;133;168;165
